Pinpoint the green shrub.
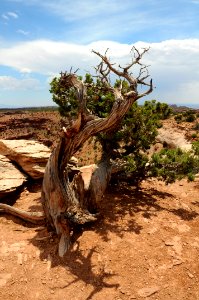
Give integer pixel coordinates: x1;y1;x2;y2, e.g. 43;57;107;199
191;133;197;139
185;114;196;122
194;122;199;131
174;114;183;122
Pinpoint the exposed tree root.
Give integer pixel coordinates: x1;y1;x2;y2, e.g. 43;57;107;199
0;203;45;225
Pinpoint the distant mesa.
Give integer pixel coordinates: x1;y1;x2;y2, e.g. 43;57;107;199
169;104;199;112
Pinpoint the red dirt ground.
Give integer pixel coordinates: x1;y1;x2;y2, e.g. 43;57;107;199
0;110;199;300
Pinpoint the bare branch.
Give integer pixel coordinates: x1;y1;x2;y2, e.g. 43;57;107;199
96;61;111;85
136;79;153;99
92;46;152;96
92;49;125;78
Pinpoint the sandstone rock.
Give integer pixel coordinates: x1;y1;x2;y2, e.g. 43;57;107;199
0;140;50;179
0;140;79;180
157;127;192;151
0;154;26;198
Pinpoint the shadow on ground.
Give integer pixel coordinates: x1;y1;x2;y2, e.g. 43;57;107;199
24;183;199;299
1;182;198;299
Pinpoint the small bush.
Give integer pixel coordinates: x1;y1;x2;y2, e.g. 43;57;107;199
191;133;197;139
183;109;195;117
185;114;196;122
174;114;182;122
188;173;195;181
194;122;199;131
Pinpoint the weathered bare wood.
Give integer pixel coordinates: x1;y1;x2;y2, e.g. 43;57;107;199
0;203;45;224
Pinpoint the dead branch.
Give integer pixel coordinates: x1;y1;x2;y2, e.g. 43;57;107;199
92;47;153;96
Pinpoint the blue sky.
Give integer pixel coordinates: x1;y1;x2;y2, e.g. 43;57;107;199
0;0;199;107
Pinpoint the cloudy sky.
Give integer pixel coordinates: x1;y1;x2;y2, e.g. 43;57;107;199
0;0;199;108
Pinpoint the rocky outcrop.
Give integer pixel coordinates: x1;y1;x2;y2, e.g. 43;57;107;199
0;155;26;199
157;127;192;151
0;140;50;179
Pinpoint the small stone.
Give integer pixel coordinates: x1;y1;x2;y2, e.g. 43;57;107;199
172;259;183;266
137;286;160;298
165;240;174;246
187;272;194;278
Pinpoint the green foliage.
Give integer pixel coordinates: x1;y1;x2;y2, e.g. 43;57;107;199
192;141;199;155
191;133;197;139
181;110;196;122
174;110;197;123
194;122;199;131
183;109;195;116
185;114;196;122
149;147;199;184
50;77;79;117
174;114;183;122
153;101;173;119
50;73;116;118
120;100;171;154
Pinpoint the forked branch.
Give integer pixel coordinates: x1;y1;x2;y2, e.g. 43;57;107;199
92;47;153;98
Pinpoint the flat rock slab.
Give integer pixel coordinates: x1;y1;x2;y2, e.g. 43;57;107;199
0;154;26;198
0;140;51;179
157;127;192;151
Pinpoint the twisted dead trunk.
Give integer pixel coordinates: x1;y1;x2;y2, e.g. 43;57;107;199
41;87;138;256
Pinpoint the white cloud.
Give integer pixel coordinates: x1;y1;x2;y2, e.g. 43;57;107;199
2;14;9;20
0;76;41;90
7;11;18;18
17;29;29;36
0;39;199;106
1;11;19;22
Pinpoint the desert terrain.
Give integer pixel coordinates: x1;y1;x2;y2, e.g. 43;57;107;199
0;109;198;300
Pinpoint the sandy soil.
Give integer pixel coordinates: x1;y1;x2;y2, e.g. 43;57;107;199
0;110;199;300
0;178;198;300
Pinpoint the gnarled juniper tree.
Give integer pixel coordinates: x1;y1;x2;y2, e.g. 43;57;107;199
1;48;199;257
